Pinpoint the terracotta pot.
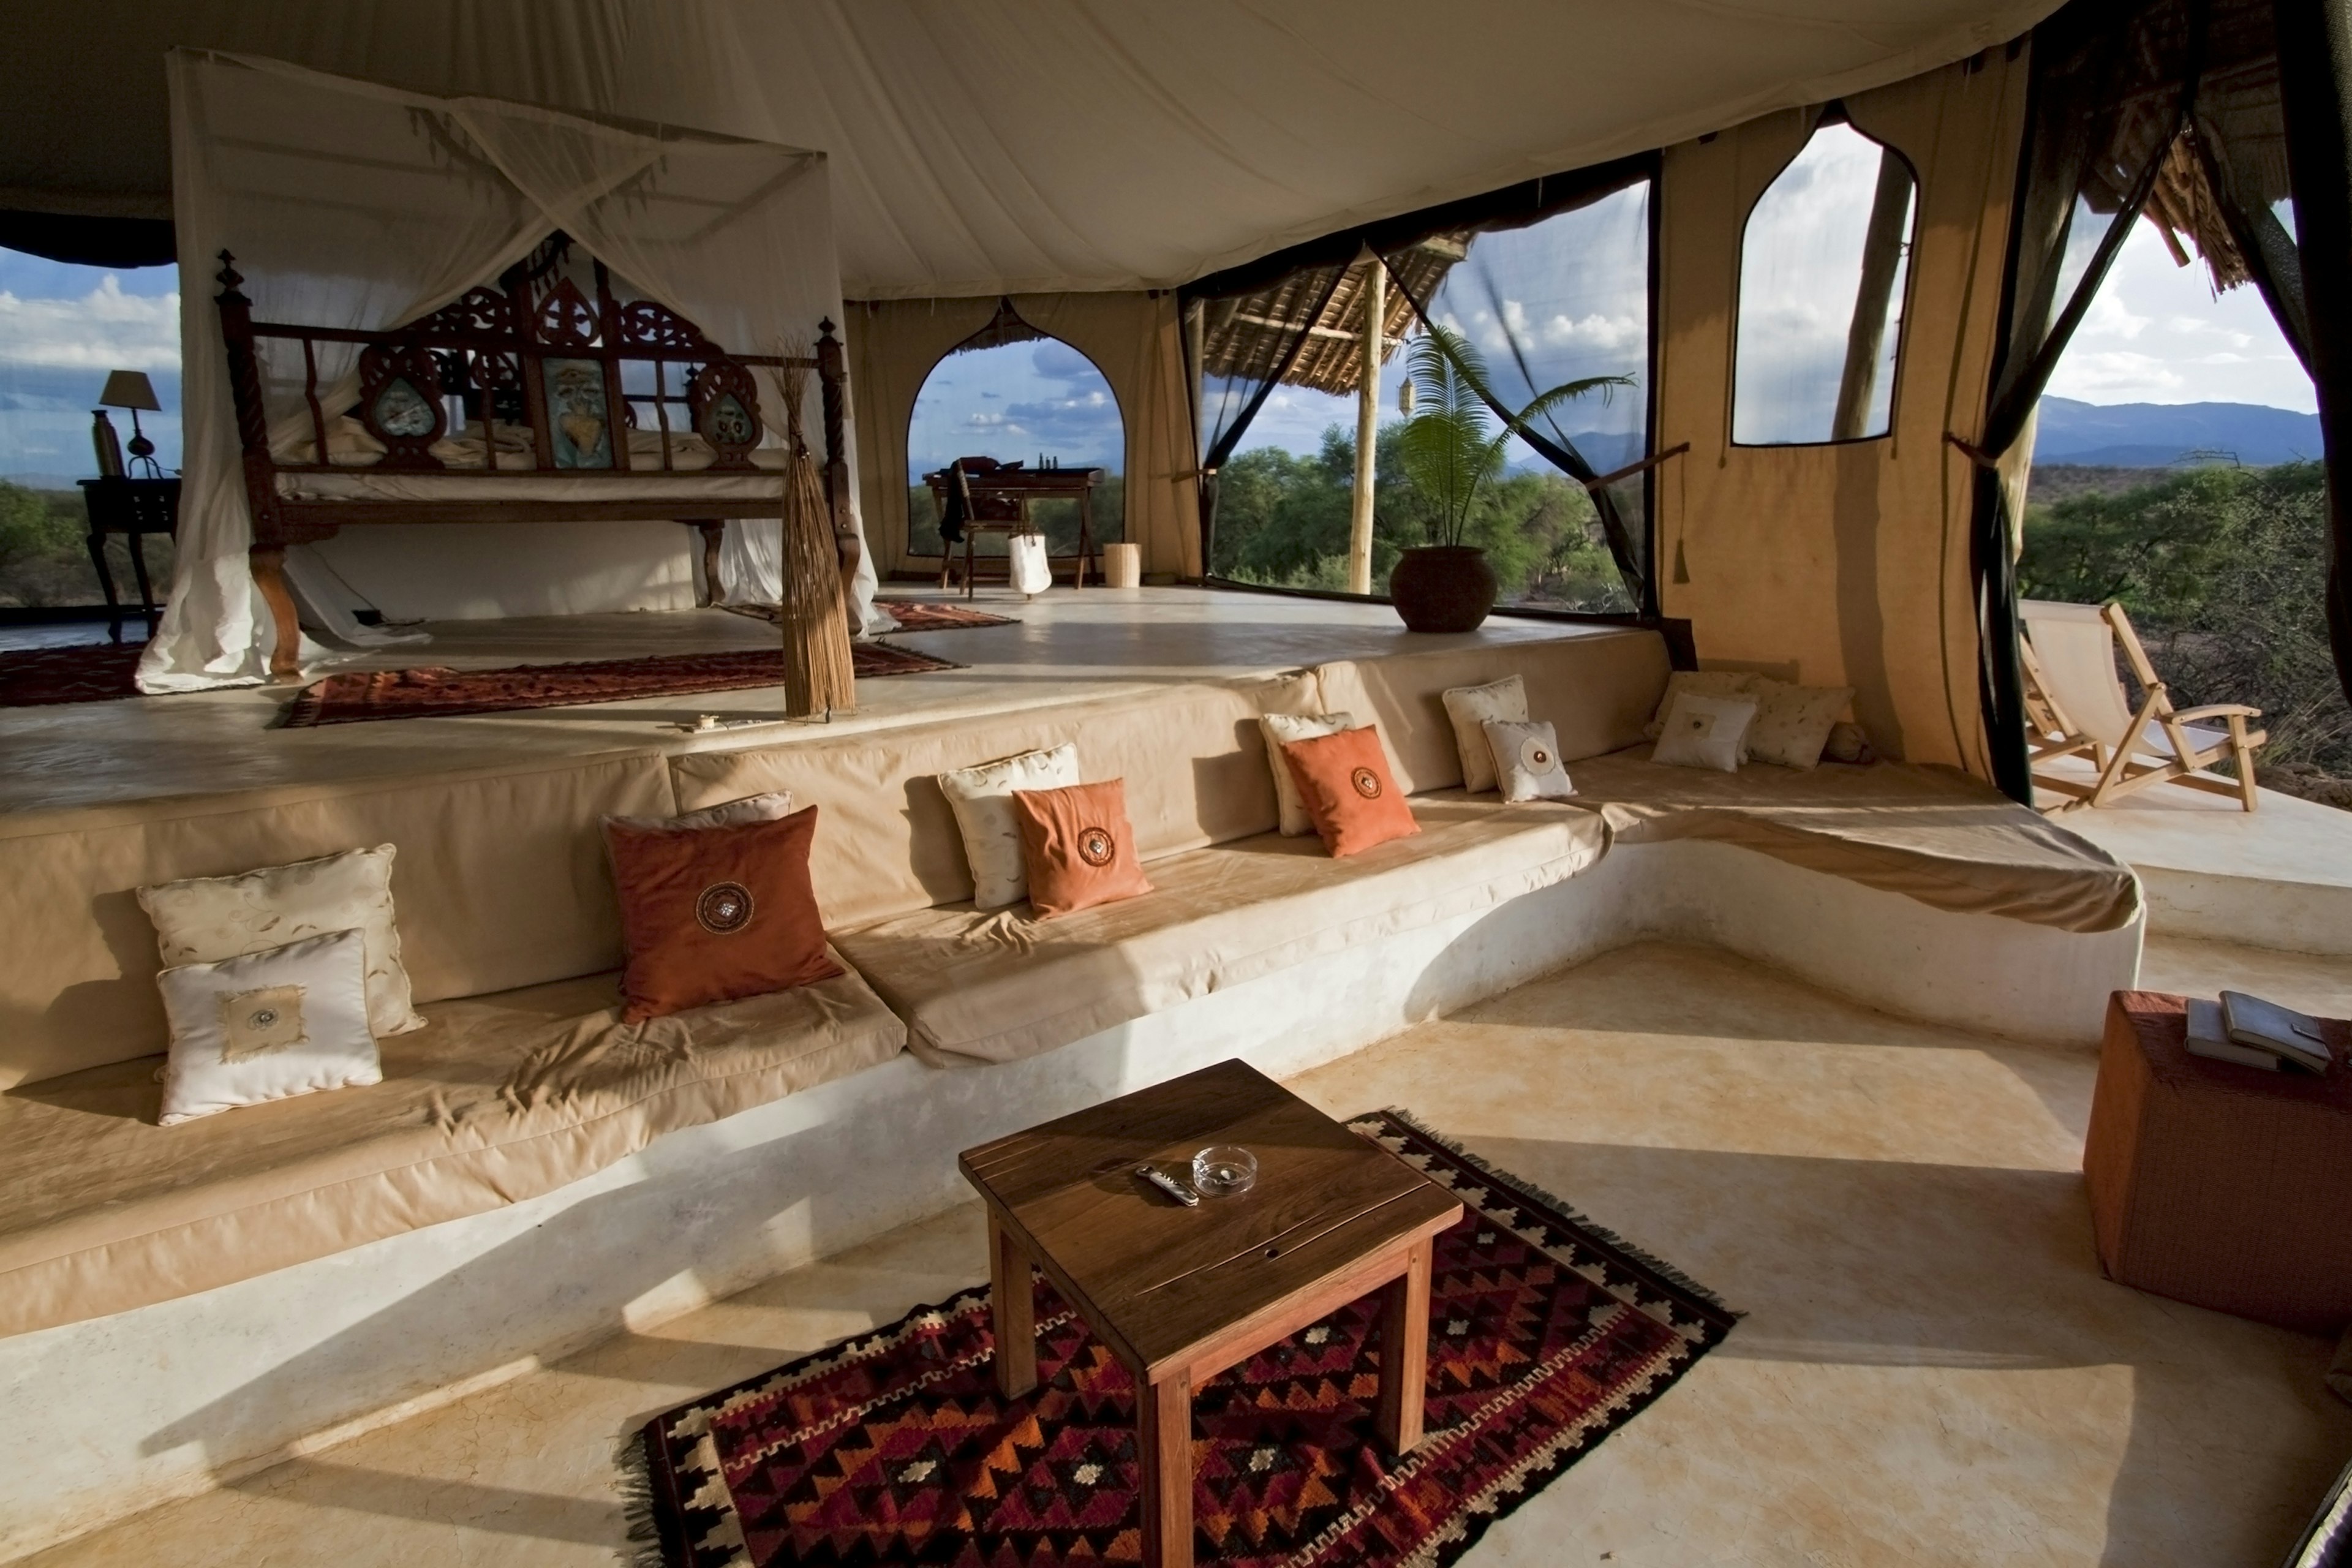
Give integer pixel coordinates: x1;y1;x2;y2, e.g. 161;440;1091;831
1389;545;1498;633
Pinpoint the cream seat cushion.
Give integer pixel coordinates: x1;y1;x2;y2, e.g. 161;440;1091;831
0;952;906;1338
939;744;1082;910
834;796;1610;1068
1566;747;2141;933
1259;711;1355;835
137;844;427;1039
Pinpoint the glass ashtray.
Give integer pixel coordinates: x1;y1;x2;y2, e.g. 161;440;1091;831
1191;1144;1258;1198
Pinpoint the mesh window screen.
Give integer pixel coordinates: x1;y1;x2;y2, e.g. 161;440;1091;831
1732;119;1918;445
1378;178;1653;611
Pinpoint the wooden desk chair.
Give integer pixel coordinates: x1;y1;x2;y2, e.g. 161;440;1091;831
77;477;179;641
2018;598;2265;813
937;459;1034;597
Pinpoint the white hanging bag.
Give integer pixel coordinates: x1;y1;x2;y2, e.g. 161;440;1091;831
1007;531;1052;597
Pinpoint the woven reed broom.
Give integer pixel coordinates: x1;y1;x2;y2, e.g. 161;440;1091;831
774;352;855;718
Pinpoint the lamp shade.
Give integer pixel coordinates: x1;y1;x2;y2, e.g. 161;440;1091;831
98;369;160;412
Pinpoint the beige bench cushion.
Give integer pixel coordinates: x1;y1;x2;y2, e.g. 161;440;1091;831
0;954;905;1338
668;673;1325;930
1312;628;1671;794
834;796;1610;1067
0;753;677;1089
1567;748;2141;933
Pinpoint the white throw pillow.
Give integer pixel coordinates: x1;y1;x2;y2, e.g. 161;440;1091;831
1259;711;1356;835
1643;671;1764;756
156;928;381;1125
138;844;425;1039
1651;692;1758;773
1744;679;1855;771
1482;718;1575;802
1442;676;1528;794
607;791;794;833
940;743;1082;908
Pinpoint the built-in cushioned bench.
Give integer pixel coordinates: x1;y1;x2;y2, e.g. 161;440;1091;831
0;624;2145;1558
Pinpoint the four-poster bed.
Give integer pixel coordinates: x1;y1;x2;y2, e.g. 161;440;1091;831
217;246;853;679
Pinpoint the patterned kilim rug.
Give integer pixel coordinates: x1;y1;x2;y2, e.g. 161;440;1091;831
0;640;146;708
723;598;1020;633
631;1111;1736;1568
281;642;962;726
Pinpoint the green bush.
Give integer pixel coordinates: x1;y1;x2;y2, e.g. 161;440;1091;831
2019;461;2350;773
1208;423;1632;612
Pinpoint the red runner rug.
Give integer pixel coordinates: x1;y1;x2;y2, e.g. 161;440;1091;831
0;640;146;708
633;1112;1735;1568
282;642;962;726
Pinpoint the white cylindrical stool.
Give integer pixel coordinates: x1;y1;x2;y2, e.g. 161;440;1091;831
1103;541;1142;589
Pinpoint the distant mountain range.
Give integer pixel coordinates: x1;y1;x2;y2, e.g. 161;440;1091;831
1544;398;2324;473
2030;396;2321;467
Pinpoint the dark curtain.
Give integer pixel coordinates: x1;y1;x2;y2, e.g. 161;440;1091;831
1370;160;1657;611
2272;0;2352;712
1183;260;1351;573
1180;153;1657;603
1973;0;2209;801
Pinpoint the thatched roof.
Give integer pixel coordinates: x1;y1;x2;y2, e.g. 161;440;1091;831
2139;0;2290;295
1196;238;1464;396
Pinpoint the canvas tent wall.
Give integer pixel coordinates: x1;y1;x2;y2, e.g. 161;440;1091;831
143;50;872;692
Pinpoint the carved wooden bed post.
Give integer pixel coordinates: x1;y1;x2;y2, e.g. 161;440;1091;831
815;318;861;602
216;252;307;680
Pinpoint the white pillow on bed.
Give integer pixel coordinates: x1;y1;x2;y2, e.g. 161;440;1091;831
1651;692;1757;774
156;929;380;1126
1442;676;1528;794
940;744;1081;909
1260;712;1356;835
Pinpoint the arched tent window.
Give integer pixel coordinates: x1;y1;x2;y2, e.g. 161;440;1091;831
1733;115;1918;445
906;303;1124;561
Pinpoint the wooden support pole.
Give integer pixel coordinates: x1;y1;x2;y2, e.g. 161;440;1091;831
1348;257;1382;595
1831;149;1913;442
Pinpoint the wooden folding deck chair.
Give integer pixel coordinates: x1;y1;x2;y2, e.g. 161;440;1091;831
2017;598;2266;813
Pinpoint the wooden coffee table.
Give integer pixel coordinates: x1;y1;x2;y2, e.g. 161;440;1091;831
958;1060;1462;1568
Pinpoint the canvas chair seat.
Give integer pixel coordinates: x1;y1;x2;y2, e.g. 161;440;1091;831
2018;598;2266;813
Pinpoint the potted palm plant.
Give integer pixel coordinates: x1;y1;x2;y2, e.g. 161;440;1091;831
1389;325;1627;632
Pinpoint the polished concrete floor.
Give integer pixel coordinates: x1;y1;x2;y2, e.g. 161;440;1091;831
0;587;1591;819
28;935;2352;1568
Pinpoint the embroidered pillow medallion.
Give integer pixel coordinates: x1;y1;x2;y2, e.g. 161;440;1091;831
605;805;841;1022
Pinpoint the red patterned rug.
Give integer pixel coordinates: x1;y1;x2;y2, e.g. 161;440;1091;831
725;600;1020;633
0;640;146;708
282;643;962;726
632;1111;1736;1568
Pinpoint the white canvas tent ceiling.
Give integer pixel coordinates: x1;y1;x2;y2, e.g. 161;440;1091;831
0;0;2065;298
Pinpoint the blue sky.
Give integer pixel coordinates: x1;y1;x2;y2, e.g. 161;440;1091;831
0;200;2320;487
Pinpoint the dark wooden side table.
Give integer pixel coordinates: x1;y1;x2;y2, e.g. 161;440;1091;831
958;1060;1461;1568
77;477;179;641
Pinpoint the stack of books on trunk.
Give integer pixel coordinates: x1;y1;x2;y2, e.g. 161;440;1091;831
2185;992;2335;1074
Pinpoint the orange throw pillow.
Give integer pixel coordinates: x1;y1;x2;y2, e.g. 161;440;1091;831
605;805;842;1022
1279;725;1420;857
1011;778;1155;918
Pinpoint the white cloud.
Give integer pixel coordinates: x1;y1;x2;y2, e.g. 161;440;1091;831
0;276;181;371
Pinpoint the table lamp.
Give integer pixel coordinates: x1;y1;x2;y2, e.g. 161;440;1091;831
99;370;164;478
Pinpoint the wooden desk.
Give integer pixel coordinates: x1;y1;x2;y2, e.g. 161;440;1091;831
958;1060;1461;1568
77;477;179;641
923;464;1105;595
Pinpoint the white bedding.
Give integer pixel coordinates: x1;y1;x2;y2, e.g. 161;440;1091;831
271;417;788;501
